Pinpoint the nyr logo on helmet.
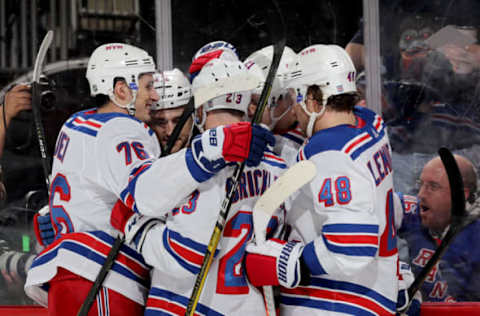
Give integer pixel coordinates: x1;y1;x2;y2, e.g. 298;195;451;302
300;47;317;56
105;44;124;50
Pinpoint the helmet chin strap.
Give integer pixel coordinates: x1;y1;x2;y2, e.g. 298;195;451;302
300;99;326;138
269;99;292;130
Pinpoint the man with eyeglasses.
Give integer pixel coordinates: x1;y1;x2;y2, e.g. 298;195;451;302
396;154;480;302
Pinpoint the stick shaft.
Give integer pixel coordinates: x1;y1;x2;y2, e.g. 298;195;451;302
31;30;54;190
185;3;286;314
77;236;125;316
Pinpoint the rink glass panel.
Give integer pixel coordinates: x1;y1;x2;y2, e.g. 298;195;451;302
376;0;480;303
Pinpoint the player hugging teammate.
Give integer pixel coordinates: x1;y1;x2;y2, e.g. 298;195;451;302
23;39;414;316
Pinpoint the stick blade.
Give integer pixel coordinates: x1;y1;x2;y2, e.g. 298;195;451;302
33;30;54;82
254;160;317;242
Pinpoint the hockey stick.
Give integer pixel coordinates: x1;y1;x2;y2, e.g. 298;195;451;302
253;160;317;315
185;2;286;315
407;147;466;302
32;30;54;190
253;160;317;242
77;235;124;316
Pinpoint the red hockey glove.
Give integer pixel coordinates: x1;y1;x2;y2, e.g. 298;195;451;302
222;122;252;162
187;122;275;182
110;200;161;248
110;200;134;233
245;238;303;288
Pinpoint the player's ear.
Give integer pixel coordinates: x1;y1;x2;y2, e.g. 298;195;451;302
308;94;322;113
113;79;130;101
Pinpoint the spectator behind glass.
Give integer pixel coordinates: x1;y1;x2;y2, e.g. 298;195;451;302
397;154;480;302
421;25;480;106
0;85;32;204
345;2;437;79
0;84;38;305
350;2;480;195
0;84;32;158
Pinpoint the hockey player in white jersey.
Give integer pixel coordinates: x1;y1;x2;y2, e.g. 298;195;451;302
24;43;275;316
149;69;193;153
244;44;400;315
110;58;286;315
244;45;306;167
31;69;194;248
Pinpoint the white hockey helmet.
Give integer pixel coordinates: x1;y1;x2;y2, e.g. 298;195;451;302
244;45;297;96
86;43;156;115
192;59;259;130
151;69;191;110
294;44;357;106
289;44;357;137
189;41;239;82
244;45;298;127
192;40;238;62
244;60;266;95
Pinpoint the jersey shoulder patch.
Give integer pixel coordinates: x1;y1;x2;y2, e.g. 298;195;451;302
64;108;155;137
301;107;387;161
301;125;362;159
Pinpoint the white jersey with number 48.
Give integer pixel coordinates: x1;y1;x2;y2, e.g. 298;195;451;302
282;106;399;316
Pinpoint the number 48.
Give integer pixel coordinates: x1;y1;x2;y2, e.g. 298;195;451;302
318;176;352;207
